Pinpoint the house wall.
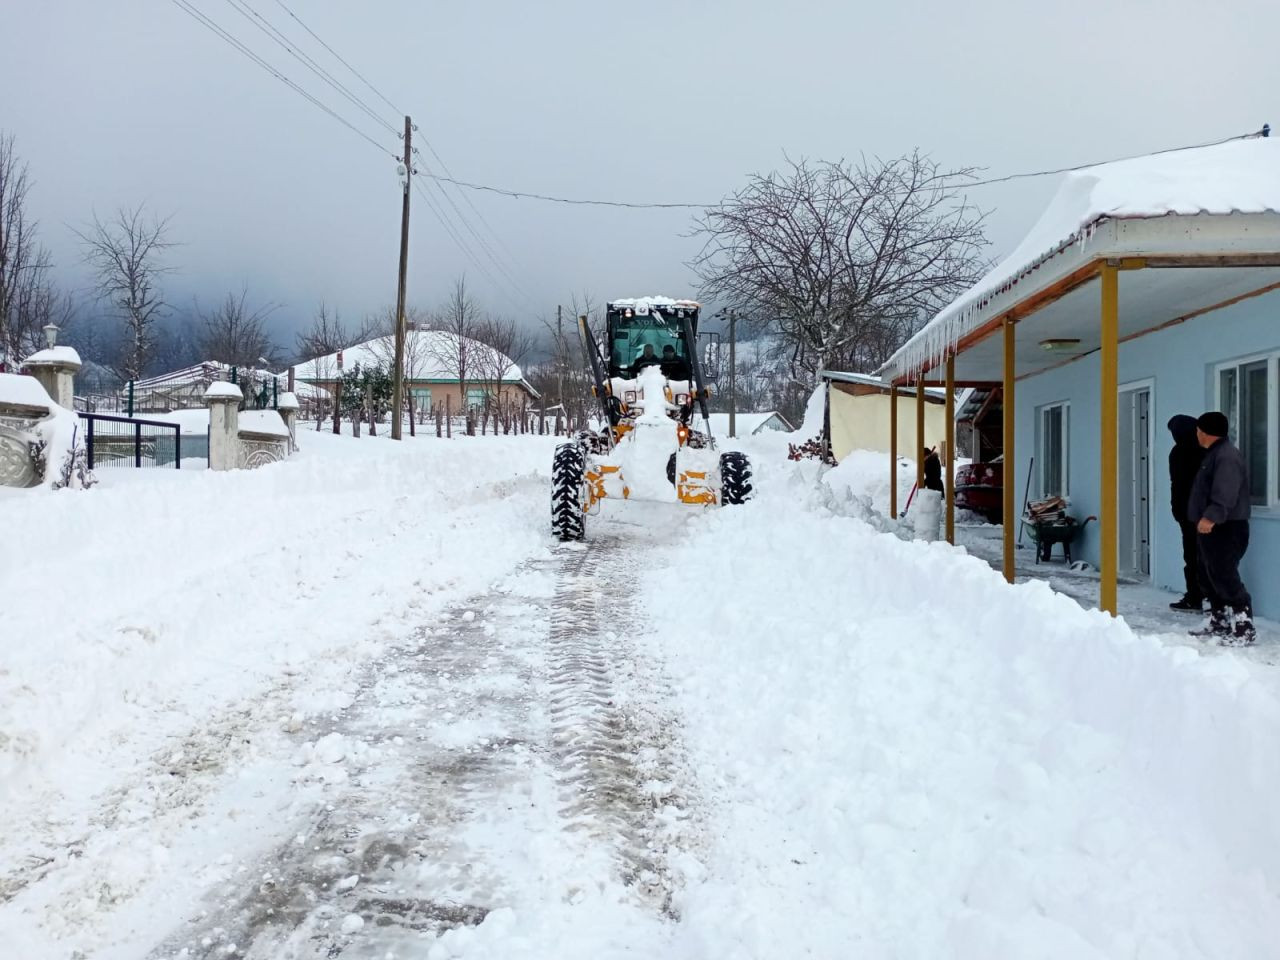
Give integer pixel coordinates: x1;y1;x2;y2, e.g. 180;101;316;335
1013;287;1279;618
305;379;535;416
829;387;948;461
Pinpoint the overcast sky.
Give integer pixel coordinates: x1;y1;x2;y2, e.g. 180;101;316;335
5;0;1276;342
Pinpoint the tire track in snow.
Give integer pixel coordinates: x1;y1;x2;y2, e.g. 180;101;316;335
546;537;702;919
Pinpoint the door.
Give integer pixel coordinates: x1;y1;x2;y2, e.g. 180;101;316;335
1118;385;1152;577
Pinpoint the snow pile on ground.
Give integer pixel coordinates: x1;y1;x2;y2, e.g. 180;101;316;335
0;431;557;840
643;454;1280;957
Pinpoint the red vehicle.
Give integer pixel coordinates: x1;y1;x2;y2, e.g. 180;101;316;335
954;460;1003;524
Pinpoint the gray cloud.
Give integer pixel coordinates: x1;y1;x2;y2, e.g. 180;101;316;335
5;0;1275;340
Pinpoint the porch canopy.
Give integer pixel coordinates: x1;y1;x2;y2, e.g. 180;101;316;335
877;134;1280;614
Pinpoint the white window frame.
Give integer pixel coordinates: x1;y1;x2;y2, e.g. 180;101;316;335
1213;352;1279;510
1036;400;1071;499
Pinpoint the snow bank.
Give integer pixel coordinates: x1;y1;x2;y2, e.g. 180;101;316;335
645;454;1280;956
0;433;557;812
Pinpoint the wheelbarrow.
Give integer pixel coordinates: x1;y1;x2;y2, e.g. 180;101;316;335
1023;512;1096;564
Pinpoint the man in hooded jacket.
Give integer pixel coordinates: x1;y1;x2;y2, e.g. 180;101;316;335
1167;415;1205;611
1187;411;1254;645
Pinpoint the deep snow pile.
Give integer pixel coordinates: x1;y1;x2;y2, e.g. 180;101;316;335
643;450;1280;957
0;431;556;845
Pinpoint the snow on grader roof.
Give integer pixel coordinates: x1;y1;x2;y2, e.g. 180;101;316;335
881;135;1280;380
607;296;701;311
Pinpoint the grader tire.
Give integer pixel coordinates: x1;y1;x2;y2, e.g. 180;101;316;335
719;451;753;505
551;442;587;541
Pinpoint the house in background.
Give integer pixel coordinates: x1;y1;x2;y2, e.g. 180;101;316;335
879;134;1280;618
706;411;793;437
820;370;948;462
294;330;538;415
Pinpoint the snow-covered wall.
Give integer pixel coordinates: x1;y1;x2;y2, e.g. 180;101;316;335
1014;287;1280;617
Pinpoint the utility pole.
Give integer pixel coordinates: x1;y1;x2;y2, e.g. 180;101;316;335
390;115;412;440
556;304;564;414
728;308;737;439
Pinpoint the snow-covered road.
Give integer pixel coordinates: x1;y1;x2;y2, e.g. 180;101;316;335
3;429;1279;958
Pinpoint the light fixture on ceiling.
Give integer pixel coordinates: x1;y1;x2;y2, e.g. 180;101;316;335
1039;338;1082;352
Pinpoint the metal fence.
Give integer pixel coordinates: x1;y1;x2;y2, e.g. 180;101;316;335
79;413;188;470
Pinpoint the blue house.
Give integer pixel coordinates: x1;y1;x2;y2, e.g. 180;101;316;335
880;134;1280;619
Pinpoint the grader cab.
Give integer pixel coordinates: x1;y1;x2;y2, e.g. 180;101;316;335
550;297;752;541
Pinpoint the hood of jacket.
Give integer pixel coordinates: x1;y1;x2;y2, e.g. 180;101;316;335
1168;414;1199;446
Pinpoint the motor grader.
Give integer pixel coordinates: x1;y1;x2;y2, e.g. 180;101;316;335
550;297;752;541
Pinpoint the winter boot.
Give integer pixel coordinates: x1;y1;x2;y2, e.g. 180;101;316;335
1220;608;1257;647
1169;594;1204;612
1189;608;1230;640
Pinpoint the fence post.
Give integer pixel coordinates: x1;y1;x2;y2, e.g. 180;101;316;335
134;421;142;468
175;425;182;470
127;380;134;418
86;416;95;469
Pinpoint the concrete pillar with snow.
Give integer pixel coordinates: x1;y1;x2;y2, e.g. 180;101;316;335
277;391;300;453
21;325;80;410
206;381;243;471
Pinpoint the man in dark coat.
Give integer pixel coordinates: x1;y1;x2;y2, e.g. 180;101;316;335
1187;411;1254;645
922;447;944;493
1167;415;1206;611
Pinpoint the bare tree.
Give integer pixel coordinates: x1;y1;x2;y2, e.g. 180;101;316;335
197;286;279;369
427;276;483;420
75;204;175;380
0;133;69;367
295;302;372;429
691;152;988;379
473;314;535;432
366;303;432;434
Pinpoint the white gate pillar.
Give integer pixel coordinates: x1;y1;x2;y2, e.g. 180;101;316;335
206;382;243;471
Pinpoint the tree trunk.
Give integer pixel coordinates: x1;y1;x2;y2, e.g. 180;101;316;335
332;380;342;435
446;395;452;438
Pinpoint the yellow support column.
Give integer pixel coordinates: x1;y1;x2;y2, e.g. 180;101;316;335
945;353;955;544
1002;318;1016;584
1100;263;1119;615
915;375;925;490
889;384;899;517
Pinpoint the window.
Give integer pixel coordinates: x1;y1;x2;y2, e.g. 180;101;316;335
1037;402;1070;498
1217;357;1275;506
412;387;432;412
466;388;487;411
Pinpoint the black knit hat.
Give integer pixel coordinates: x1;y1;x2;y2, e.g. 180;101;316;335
1197;411;1230;437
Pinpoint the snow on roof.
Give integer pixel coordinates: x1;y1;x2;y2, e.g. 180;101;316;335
134;360;231;389
821;369;947;399
238;409;289;438
608;296;701;310
22;346;82;369
294;330;526;383
0;372;54;410
883;135;1280;379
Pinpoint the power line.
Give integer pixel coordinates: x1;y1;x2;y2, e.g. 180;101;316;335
417;126;1270;210
169;0;393;158
257;1;530;295
955;127;1266;189
412;142;519;262
271;0;405;117
413;151;530;300
223;0;400;137
412;179;526;310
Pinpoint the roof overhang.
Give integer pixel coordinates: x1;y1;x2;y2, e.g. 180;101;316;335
881;211;1280;384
